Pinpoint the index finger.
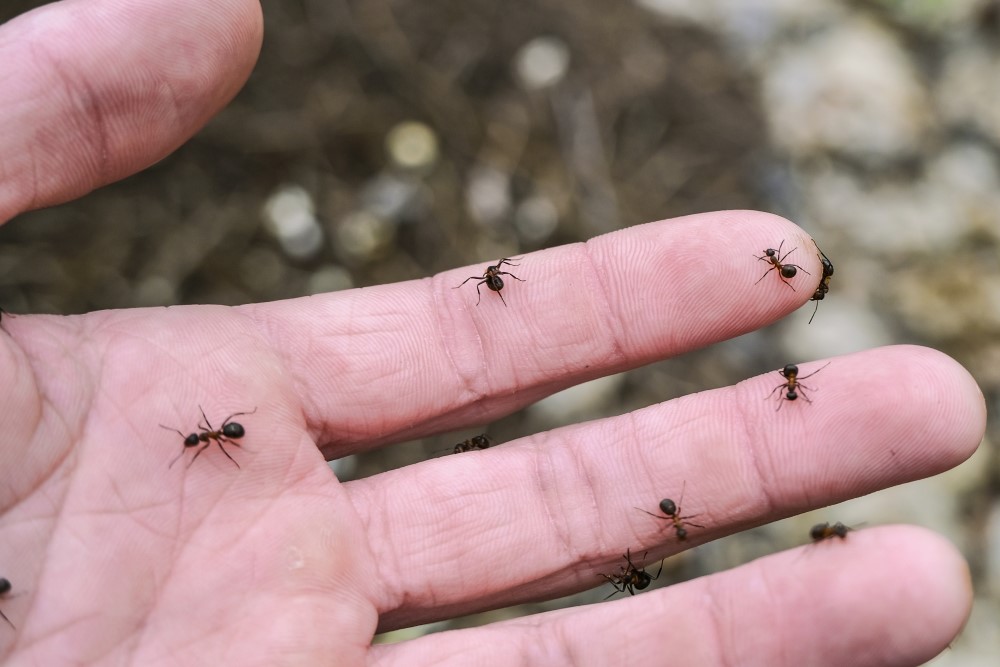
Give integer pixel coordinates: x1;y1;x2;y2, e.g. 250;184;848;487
247;210;822;456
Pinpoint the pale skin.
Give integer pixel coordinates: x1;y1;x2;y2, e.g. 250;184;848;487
0;1;986;665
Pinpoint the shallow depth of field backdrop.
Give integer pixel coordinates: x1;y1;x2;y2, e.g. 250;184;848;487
2;1;1000;663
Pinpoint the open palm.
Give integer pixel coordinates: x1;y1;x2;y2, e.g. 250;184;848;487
0;2;986;666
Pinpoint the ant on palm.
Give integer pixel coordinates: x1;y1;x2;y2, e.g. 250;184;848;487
453;258;525;307
0;578;15;629
810;521;852;541
599;548;662;599
636;482;704;541
808;241;834;324
755;240;809;290
768;362;830;409
160;406;256;469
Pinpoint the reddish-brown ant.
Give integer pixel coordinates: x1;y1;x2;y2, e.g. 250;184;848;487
160;406;256;469
768;362;830;410
636;482;704;541
599;548;662;599
0;578;14;628
808;241;834;324
755;240;810;290
453;258;525;307
810;521;852;541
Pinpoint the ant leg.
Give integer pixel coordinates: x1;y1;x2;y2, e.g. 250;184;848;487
186;443;212;468
776;246;797;264
650;559;664;581
495;271;525;282
754;266;776;285
215;440;242;469
635;507;670;521
198;405;215;432
168;448;190;469
454;275;484;289
496;289;508;307
766;383;787;400
474;281;485;306
0;608;13;629
808;300;821;324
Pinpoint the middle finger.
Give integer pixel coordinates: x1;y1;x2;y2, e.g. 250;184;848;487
347;345;983;631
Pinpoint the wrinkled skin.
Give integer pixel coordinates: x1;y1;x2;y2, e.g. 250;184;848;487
0;2;983;666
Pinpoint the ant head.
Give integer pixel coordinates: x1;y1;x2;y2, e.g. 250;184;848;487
782;364;799;377
184;433;200;446
471;435;491;449
832;522;850;537
659;498;677;516
780;264;798;278
786;389;798;401
0;579;10;595
764;248;777;257
222;422;246;439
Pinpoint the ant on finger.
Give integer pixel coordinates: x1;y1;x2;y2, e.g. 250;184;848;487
453;258;525;307
599;548;662;599
755;240;809;290
768;362;830;410
435;434;494;456
450;434;493;454
810;521;852;541
160;406;257;469
808;241;834;324
636;482;704;541
0;578;15;629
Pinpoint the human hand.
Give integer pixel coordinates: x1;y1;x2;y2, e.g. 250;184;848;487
0;1;985;666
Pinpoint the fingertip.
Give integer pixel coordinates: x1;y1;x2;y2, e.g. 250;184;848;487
846;524;972;661
891;344;987;461
0;0;265;219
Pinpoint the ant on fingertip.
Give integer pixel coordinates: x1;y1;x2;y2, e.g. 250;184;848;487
599;548;662;599
768;362;830;410
636;482;704;541
755;240;809;290
161;406;256;469
808;241;834;324
453;258;525;307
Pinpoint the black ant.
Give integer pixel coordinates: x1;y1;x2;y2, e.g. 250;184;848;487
160;406;256;469
768;362;830;409
755;240;809;290
453;258;525;307
809;522;852;541
808;241;834;324
599;549;662;599
451;434;493;454
636;482;704;541
0;578;14;629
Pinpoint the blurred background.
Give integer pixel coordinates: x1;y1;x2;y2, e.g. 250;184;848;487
2;0;1000;663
